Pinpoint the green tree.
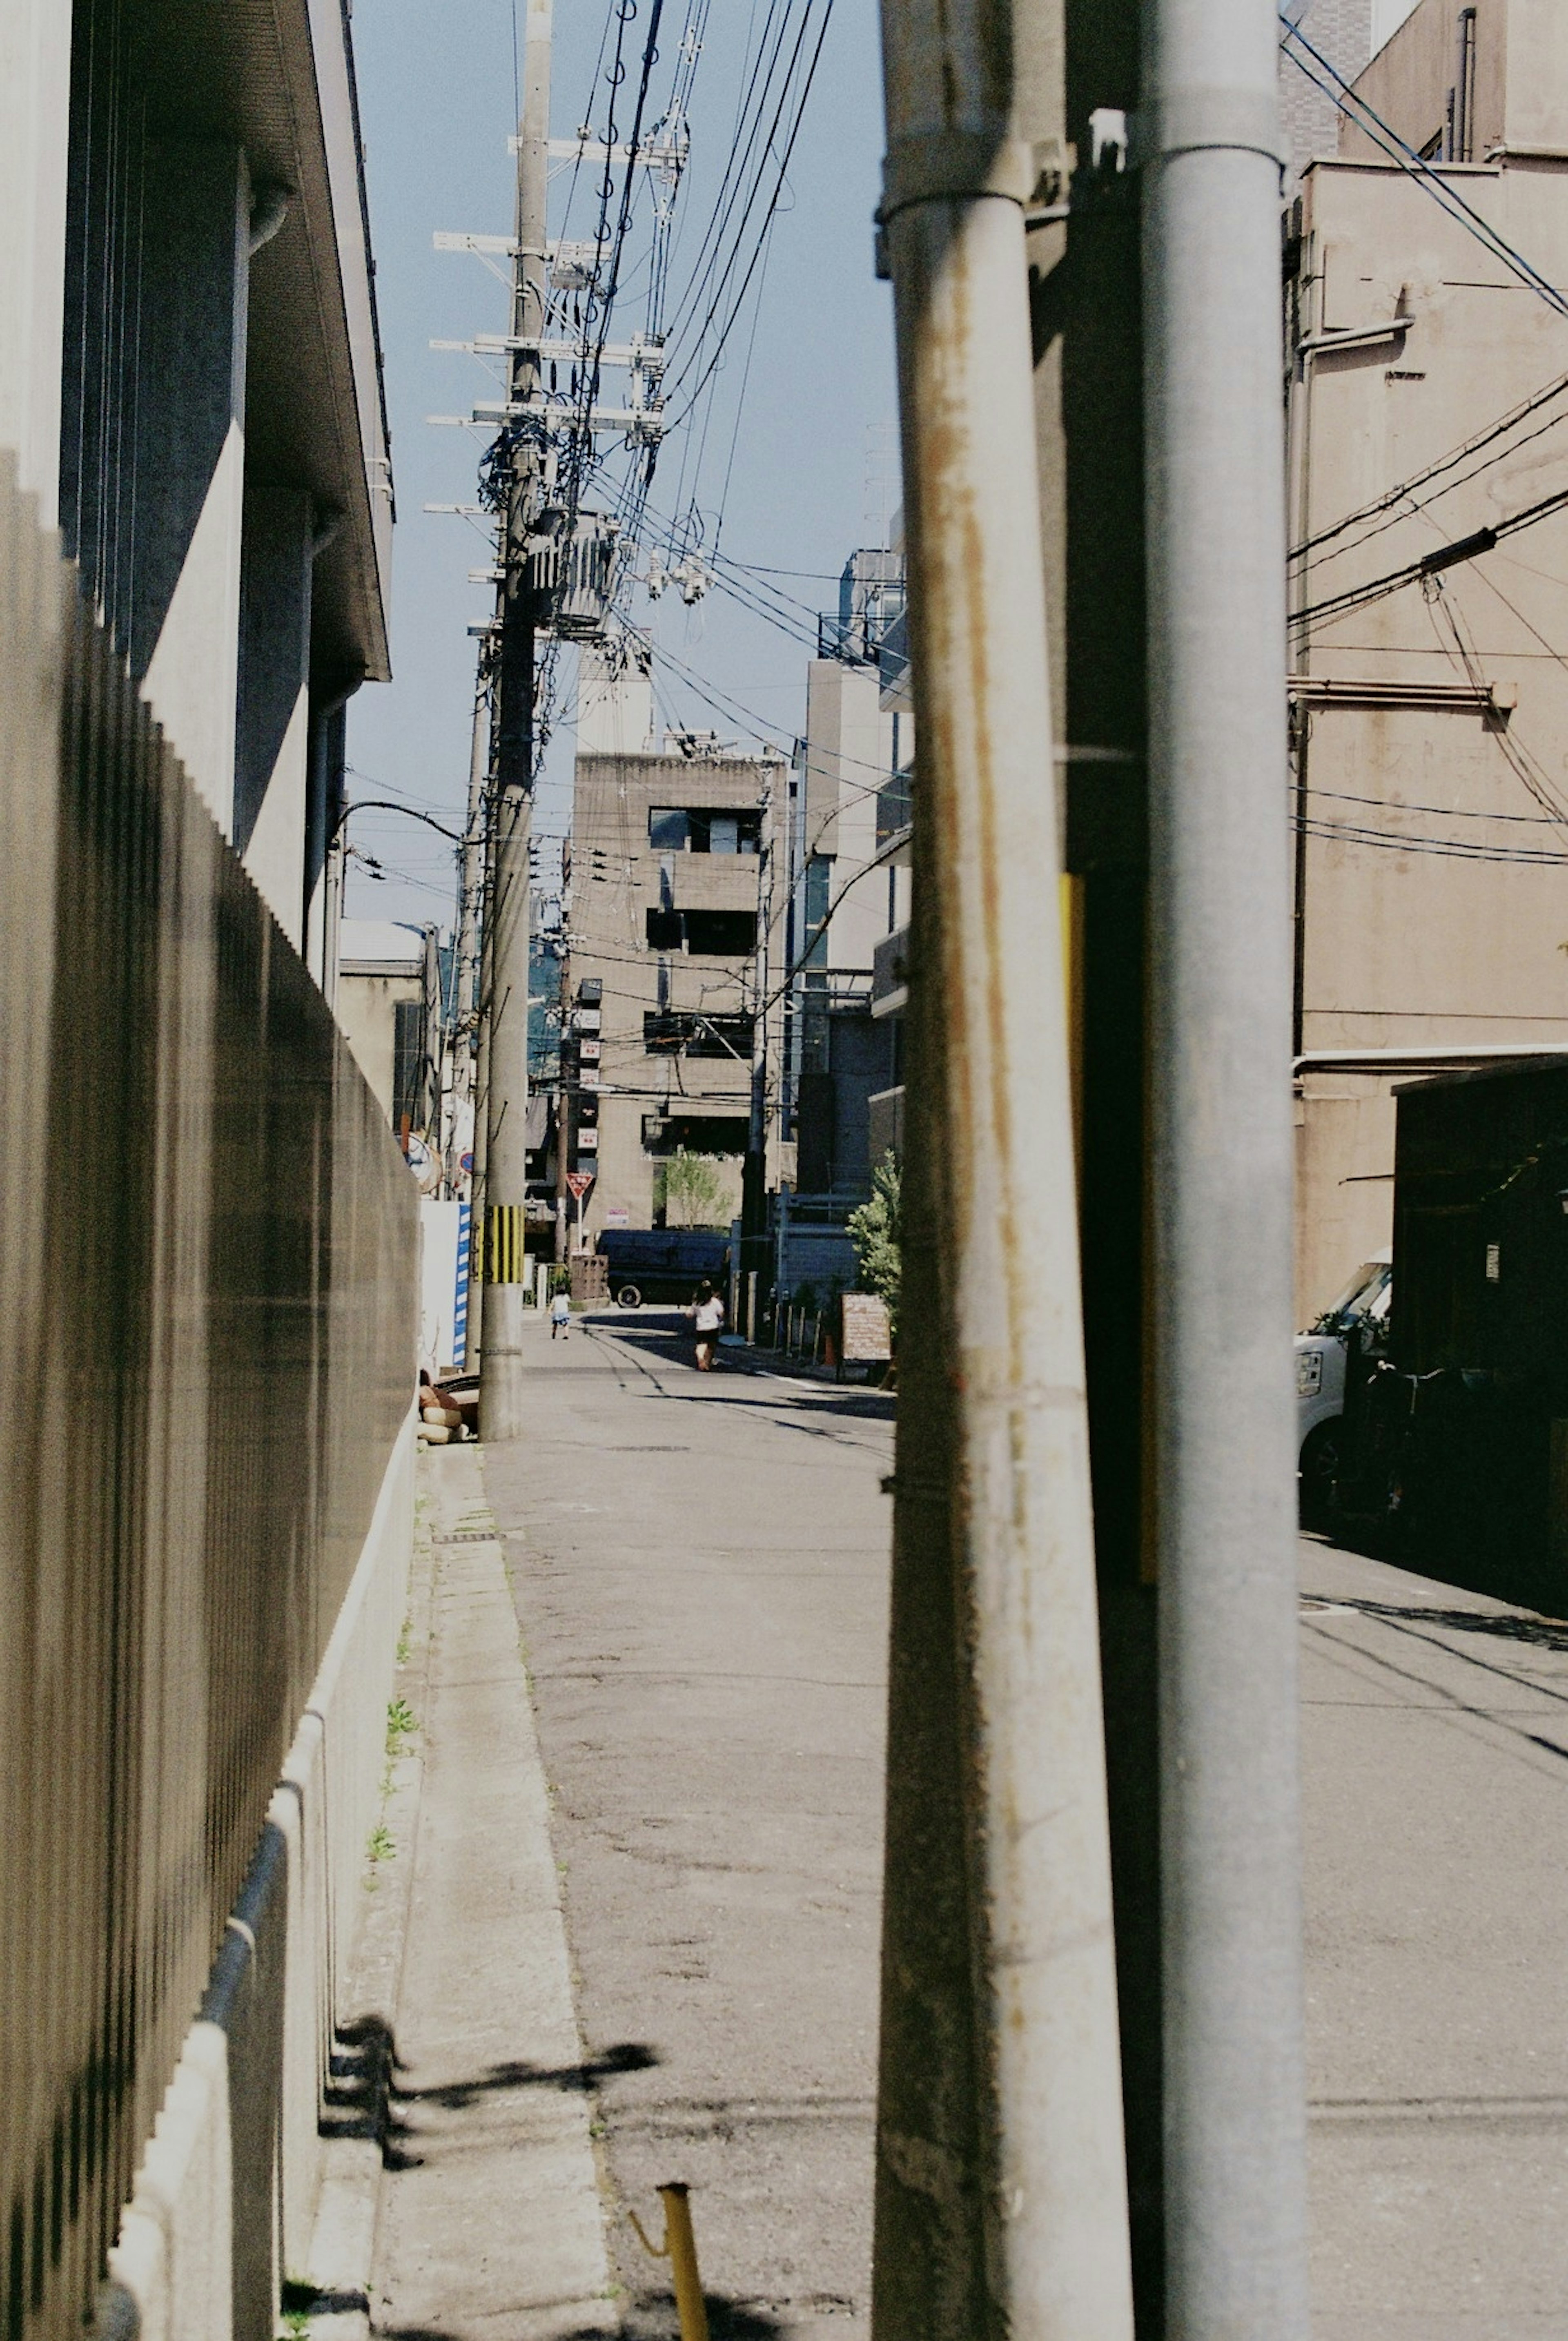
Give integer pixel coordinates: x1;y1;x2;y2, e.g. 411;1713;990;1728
847;1152;901;1336
656;1149;730;1229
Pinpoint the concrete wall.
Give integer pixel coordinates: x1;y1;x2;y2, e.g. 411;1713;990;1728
0;0;70;526
339;967;423;1118
1290;123;1568;1312
104;1416;415;2341
236;488;315;941
1282;0;1374;186
1348;0;1568;163
131;142;253;835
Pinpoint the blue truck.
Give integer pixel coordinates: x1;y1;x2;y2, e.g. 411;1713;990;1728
597;1228;731;1309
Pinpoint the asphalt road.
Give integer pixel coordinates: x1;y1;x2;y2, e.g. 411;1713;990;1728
479;1304;1568;2339
1303;1534;1568;2337
482;1310;895;2341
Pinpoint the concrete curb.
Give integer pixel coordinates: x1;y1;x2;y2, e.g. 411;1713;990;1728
367;1443;617;2341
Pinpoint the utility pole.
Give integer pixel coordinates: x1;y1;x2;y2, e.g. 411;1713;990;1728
481;0;552;1440
1143;0;1309;2329
1022;3;1167;2321
871;0;1135;2330
741;778;774;1313
455;667;490;1360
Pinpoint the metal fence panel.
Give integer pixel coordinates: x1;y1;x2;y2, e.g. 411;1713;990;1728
0;455;416;2341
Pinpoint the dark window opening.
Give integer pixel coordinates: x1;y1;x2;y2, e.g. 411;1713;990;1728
684;909;757;955
645;907;757;954
641;1114;750;1157
392;1000;425;1135
644;1011;755;1058
648;805;762;854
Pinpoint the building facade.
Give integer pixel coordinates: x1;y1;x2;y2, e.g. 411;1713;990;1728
1290;0;1568;1311
781;548;912;1198
564;724;786;1242
1;0;392;983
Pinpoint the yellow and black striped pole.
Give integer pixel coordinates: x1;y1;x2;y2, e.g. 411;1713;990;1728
484;1204;525;1285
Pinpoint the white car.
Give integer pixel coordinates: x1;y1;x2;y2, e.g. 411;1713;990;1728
1296;1249;1392;1526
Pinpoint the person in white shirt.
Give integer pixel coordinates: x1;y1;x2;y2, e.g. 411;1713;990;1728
550;1289;570;1340
690;1280;725;1371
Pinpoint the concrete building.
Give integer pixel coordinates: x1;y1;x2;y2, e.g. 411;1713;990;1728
1283;0;1375;187
564;678;786;1241
1;0;392;976
336;919;443;1139
782;547;912;1200
1289;0;1568;1311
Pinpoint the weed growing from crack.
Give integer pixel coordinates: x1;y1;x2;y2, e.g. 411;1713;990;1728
366;1822;394;1865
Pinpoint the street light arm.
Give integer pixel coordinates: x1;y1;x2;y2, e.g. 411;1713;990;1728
334;798;468;845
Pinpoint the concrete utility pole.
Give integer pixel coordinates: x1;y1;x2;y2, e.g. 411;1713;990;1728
871;0;1134;2329
456;669;490;1358
481;0;552;1438
1022;2;1167;2319
1143;0;1309;2330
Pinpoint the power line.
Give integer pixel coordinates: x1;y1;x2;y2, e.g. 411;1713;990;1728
1279;17;1568;319
1292;483;1568;626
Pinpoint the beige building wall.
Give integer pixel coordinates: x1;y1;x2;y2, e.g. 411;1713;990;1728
1290;0;1568;1315
335;922;424;1118
566;743;786;1241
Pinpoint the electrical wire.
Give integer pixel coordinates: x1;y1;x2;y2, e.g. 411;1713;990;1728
1292;482;1568;626
1279;17;1568;319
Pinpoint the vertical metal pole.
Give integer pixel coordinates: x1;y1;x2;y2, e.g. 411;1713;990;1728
1142;1;1309;2332
457;670;489;1357
872;0;1135;2329
481;0;551;1437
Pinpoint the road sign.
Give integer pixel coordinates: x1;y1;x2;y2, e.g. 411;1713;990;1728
566;1170;595;1199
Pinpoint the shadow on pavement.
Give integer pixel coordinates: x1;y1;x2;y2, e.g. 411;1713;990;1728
1308;1519;1568;1620
581;1314;896;1422
374;2301;791;2341
1304;1596;1568;1652
396;2041;661;2111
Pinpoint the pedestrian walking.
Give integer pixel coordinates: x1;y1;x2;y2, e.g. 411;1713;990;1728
690;1280;724;1372
550;1289;570;1341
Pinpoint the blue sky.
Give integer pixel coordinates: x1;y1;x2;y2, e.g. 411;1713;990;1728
345;0;897;933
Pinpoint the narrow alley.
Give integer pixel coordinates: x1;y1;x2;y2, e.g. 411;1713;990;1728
354;1316;1568;2341
378;1315;894;2341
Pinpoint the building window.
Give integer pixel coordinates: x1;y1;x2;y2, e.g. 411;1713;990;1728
648;805;762;854
684;909;757;954
644;908;758;955
392;1000;424;1135
641;1113;750;1157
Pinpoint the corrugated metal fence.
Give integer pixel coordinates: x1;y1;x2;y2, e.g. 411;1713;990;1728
0;459;416;2341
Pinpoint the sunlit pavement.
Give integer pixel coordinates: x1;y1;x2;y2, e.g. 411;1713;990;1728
470;1305;1568;2337
482;1307;895;2341
1302;1536;1568;2337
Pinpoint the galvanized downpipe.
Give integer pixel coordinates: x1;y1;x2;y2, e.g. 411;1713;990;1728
871;0;1135;2332
1142;0;1310;2331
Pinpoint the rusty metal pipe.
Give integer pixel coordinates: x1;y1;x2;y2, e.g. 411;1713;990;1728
870;0;1135;2331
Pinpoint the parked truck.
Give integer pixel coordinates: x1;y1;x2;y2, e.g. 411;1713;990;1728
1295;1248;1392;1527
597;1228;731;1309
1314;1057;1568;1561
